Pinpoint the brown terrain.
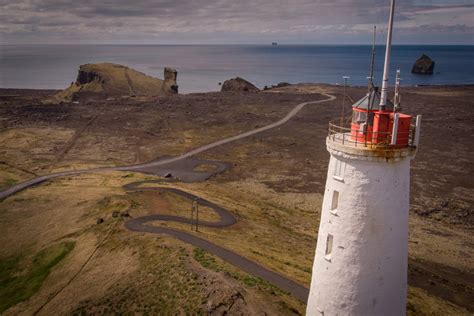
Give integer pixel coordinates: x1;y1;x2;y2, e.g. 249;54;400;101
0;82;473;315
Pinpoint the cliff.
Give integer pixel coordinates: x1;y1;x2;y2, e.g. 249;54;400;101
54;63;178;101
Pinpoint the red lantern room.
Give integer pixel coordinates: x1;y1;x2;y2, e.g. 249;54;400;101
350;84;412;148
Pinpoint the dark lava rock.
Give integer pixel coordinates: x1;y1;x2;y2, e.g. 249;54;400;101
112;210;130;218
264;82;291;90
96;218;104;224
221;77;259;92
412;54;435;75
120;211;130;218
275;82;291;88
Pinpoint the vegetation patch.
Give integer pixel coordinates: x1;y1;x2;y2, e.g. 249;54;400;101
193;247;220;271
193;247;286;296
251;249;311;273
0;241;75;313
0;177;18;191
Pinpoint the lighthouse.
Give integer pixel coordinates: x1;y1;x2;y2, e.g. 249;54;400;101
306;0;422;315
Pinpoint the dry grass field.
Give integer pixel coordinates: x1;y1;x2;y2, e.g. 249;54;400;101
0;85;472;314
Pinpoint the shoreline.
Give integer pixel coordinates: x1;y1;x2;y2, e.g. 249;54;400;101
1;83;474;96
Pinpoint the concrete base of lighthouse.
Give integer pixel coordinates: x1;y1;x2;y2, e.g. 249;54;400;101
306;137;416;316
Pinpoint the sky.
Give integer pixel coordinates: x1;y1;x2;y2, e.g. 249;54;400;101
0;0;473;45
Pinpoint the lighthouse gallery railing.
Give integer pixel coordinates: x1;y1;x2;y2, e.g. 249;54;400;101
328;117;419;149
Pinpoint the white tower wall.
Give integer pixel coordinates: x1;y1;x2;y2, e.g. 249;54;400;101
306;141;413;316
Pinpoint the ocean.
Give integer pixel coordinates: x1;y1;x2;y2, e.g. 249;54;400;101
0;45;473;93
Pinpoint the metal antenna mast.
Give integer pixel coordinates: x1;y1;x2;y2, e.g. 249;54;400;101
379;0;396;110
368;25;377;92
367;25;377;114
340;76;350;127
394;69;401;112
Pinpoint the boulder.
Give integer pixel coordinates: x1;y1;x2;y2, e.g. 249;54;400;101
221;77;259;92
53;63;178;102
412;54;435;75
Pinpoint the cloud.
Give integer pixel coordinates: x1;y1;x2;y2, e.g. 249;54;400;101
0;0;473;44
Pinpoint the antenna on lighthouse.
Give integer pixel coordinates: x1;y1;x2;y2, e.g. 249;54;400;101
368;25;377;92
394;69;401;111
340;76;350;127
379;0;396;110
366;25;377;114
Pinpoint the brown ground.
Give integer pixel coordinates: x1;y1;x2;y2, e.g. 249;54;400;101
0;85;473;315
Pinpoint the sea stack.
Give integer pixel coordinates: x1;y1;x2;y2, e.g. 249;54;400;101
411;54;435;75
306;0;422;314
163;67;178;93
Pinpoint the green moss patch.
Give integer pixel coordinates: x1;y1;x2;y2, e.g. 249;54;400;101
0;177;18;191
0;241;75;313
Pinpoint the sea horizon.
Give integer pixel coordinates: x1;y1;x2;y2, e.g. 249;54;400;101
1;44;473;93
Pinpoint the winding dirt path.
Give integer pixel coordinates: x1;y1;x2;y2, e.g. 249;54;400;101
0;92;336;302
123;183;310;301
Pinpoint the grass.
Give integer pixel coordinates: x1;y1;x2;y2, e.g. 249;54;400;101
71;238;206;315
192;247;286;296
193;247;220;271
0;241;76;313
251;249;311;273
0;177;18;190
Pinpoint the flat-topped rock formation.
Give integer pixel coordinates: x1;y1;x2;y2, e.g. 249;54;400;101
54;63;178;101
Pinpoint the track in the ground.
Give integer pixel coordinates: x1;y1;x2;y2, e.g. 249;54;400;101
123;182;310;302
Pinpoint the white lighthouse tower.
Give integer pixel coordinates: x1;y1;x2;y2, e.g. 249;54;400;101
306;0;422;315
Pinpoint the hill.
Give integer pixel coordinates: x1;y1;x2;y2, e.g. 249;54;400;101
54;63;178;101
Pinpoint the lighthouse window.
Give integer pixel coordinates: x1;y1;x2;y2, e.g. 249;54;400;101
352;111;374;125
325;234;333;261
330;190;339;215
352;111;367;124
333;159;345;181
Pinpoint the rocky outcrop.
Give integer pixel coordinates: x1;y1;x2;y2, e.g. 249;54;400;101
53;63;178;101
164;67;177;82
412;54;435;75
263;82;291;90
221;77;259;92
163;67;178;93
